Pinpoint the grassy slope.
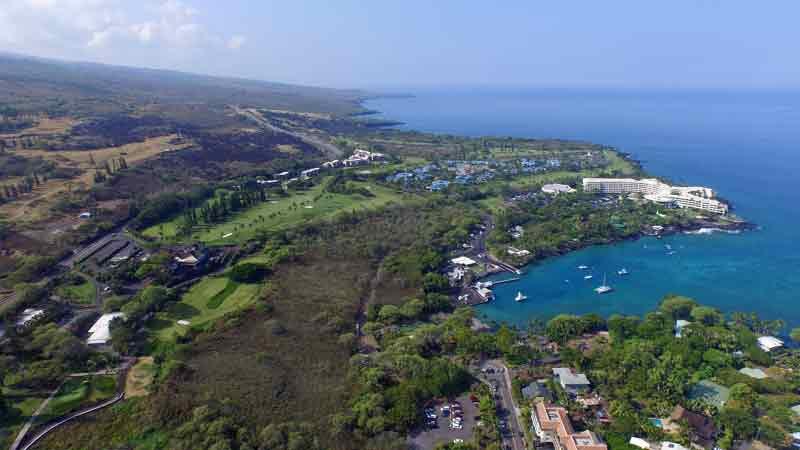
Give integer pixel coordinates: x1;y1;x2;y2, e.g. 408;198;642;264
142;180;407;245
150;277;260;342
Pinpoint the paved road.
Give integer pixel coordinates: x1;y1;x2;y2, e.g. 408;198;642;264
483;360;527;450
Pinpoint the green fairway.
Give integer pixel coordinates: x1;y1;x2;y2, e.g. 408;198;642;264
142;179;408;245
36;375;117;425
151;276;260;342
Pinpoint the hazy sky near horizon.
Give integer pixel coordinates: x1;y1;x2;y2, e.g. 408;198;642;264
1;0;798;89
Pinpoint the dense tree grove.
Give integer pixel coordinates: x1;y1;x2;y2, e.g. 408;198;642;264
541;296;800;449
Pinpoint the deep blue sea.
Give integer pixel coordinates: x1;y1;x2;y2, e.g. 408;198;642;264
365;89;800;328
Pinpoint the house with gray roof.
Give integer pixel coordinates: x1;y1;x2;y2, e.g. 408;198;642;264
553;367;591;395
522;381;552;401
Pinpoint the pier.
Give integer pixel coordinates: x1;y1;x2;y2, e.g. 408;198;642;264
488;277;520;286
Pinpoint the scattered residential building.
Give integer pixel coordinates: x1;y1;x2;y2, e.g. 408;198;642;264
531;402;608;450
542;183;576;195
87;313;125;346
507;247;531;257
757;336;784;352
582;178;728;214
448;266;466;283
675;319;691;338
322;160;341;168
275;171;291;179
343;149;385;167
78;212;92;219
522;381;553;402
790;405;800;417
687;380;730;409
300;167;320;179
510;225;524;240
739;367;768;379
429;180;450;191
792;432;800;448
553;367;591;395
629;437;651;450
16;308;45;328
669;406;717;441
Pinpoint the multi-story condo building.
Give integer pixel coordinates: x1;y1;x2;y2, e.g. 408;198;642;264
582;178;728;214
531;402;608;450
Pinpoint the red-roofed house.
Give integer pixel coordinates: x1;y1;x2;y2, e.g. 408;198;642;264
531;402;608;450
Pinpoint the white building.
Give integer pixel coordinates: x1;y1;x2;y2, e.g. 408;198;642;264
508;247;531;257
675;319;691;338
300;167;320;179
542;184;576;195
757;336;784;352
16;308;45;328
582;178;728;214
629;437;651;450
87;313;125;346
451;256;477;266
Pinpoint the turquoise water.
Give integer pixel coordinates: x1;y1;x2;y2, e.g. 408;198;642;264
365;89;800;327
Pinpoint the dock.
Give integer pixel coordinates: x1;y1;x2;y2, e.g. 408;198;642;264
487;277;520;286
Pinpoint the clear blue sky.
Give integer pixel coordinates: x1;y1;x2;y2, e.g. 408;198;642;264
1;0;797;89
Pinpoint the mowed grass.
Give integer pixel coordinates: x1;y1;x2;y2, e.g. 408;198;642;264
143;179;408;245
150;276;260;342
35;376;117;425
56;277;96;306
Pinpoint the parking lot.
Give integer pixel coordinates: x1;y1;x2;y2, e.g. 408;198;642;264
407;393;480;450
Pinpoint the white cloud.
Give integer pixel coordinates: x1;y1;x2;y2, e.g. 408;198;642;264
227;35;246;50
0;0;245;57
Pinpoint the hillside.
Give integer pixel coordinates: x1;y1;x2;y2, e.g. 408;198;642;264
0;53;367;118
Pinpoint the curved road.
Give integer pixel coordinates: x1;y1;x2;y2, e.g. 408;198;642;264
19;393;125;450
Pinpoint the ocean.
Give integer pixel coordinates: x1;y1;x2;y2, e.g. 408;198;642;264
365;89;800;327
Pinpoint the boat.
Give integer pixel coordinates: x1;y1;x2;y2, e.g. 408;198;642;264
514;291;528;302
666;250;677;256
617;268;629;276
583;275;593;280
594;274;613;294
577;265;589;270
664;244;672;251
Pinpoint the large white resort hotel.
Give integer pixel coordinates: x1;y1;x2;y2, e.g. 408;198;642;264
582;178;728;214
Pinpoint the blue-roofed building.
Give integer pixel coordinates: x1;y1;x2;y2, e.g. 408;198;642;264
387;172;414;183
429;180;450;191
